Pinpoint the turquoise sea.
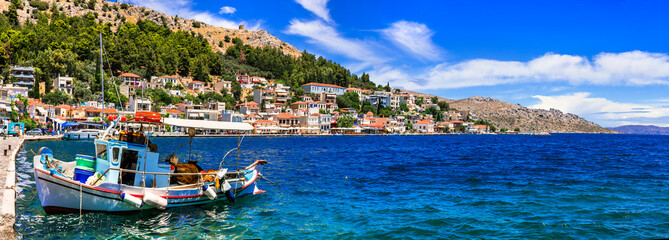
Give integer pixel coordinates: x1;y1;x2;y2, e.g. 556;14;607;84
14;134;669;239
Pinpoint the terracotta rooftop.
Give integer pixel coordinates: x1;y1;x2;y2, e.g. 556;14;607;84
276;113;300;119
119;73;140;78
416;120;433;125
55;105;71;110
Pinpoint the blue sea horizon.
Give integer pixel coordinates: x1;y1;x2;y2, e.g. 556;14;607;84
15;134;669;239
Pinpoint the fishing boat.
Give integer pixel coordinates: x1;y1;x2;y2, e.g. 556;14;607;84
33;115;266;214
33;32;268;214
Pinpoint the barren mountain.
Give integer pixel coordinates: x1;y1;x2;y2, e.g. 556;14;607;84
450;96;616;133
0;0;302;57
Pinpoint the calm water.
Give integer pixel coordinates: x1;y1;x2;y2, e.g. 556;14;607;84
14;134;669;239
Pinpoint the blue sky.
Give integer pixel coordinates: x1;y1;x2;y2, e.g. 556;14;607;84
116;0;669;127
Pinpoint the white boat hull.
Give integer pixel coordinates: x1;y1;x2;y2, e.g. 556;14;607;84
63;130;102;140
33;156;262;214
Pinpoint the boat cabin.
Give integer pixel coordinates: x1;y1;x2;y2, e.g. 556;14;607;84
94;138;171;188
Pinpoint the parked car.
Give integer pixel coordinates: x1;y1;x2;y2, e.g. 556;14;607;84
26;129;43;136
37;128;51;134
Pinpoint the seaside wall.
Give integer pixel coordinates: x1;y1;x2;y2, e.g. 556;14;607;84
0;137;23;239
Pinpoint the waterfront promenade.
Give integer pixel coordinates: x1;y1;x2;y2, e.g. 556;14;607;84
0;134;63;239
0;136;22;239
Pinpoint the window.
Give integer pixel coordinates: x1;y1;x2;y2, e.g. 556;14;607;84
111;147;120;164
96;144;108;160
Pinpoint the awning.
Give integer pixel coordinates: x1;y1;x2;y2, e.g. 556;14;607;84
51;117;65;124
80;122;108;127
62;121;80;127
162;118;253;131
36;106;46;114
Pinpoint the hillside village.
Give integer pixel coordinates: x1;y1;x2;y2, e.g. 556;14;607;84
0;65;505;135
0;0;614;134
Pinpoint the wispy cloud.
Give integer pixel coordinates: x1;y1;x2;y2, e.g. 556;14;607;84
381;51;669;90
530;92;669;127
294;0;333;23
381;21;442;61
118;0;258;30
285;19;384;69
219;6;236;15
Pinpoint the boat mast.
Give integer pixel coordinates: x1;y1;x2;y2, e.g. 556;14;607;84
100;32;105;121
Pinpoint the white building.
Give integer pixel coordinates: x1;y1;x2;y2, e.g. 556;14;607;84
186;109;219;121
53;75;74;96
128;97;152;112
155;75;179;87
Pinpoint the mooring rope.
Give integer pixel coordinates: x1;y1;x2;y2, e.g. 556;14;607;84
79;182;83;219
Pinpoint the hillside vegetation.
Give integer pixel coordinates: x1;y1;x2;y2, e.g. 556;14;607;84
0;0;615;133
0;0;379;104
0;0;301;56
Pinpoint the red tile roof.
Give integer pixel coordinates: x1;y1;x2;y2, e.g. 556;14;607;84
416;120;433;125
55;105;71;110
85;108;118;113
254;120;277;124
276;113;300;119
120;73;140;78
166;109;183;114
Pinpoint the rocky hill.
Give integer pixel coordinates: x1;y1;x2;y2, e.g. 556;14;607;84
609;125;669;135
450;96;616;133
0;0;302;57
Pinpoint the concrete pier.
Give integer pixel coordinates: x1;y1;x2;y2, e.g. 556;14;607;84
0;134;61;239
0;137;23;239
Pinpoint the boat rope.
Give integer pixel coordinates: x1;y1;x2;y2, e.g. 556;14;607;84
79;182;83;219
259;173;281;187
17;191;37;203
142;126;149;188
101;39;124;111
235;134;246;179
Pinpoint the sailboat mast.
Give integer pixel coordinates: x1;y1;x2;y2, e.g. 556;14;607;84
100;32;105;120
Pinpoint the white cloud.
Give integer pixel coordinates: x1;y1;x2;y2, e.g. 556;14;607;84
118;0;257;30
368;65;425;89
219;6;236;15
381;21;442;61
294;0;332;23
530;92;669;127
382;51;669;90
285;19;383;68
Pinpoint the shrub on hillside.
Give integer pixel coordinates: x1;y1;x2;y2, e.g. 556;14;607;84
29;1;49;11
